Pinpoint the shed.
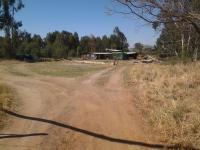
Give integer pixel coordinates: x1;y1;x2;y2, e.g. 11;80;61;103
112;52;125;60
106;48;122;52
124;52;138;59
93;52;112;60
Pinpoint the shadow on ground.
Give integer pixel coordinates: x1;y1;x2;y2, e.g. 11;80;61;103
1;109;199;150
0;133;48;139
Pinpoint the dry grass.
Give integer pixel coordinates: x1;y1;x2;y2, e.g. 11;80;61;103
0;83;15;129
127;62;200;148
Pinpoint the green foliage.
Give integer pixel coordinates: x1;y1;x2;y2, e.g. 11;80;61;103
156;23;200;60
154;0;200;60
79;26;129;56
0;36;11;58
0;0;24;31
113;27;128;51
134;43;143;53
0;26;129;60
112;52;124;60
0;0;24;58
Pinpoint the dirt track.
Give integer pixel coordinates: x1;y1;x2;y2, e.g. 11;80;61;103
0;62;152;150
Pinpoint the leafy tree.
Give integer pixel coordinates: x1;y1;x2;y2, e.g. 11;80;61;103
96;36;103;52
80;36;90;55
156;23;200;60
73;32;80;57
113;27;128;51
102;35;110;50
135;43;143;54
52;33;68;58
110;34;119;49
0;35;11;58
45;31;59;45
0;0;24;58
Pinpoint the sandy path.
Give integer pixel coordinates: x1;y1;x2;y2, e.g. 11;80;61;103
0;65;151;150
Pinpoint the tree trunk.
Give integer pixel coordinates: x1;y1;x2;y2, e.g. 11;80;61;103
193;47;198;61
186;29;191;55
181;33;185;59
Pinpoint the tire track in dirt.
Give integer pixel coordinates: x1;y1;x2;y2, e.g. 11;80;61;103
0;65;150;150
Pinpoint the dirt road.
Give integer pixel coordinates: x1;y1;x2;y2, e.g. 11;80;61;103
0;63;153;150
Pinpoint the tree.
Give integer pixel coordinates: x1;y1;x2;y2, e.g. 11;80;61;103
80;36;91;55
0;0;24;57
102;35;110;50
42;31;58;58
113;27;128;51
45;31;59;45
43;31;79;58
156;23;200;60
0;36;8;57
135;43;143;54
96;36;103;52
111;0;200;35
73;32;80;57
110;34;119;49
15;31;31;55
52;33;68;59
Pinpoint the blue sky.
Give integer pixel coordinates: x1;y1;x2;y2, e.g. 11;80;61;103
13;0;159;47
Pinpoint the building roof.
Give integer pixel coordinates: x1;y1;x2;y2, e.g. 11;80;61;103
125;52;137;55
93;52;112;55
92;51;137;55
106;48;122;52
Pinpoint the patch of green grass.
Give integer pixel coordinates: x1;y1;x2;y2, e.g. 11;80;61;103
28;62;107;78
0;61;107;78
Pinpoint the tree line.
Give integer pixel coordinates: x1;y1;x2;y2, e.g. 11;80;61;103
0;27;129;59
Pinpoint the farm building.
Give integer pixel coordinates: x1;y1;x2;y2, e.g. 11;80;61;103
125;52;138;59
92;52;112;60
92;49;138;60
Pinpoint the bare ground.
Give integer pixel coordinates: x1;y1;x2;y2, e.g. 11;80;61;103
0;61;154;150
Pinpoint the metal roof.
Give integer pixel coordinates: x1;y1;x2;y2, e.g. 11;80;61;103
106;48;122;52
125;52;137;55
93;52;112;55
